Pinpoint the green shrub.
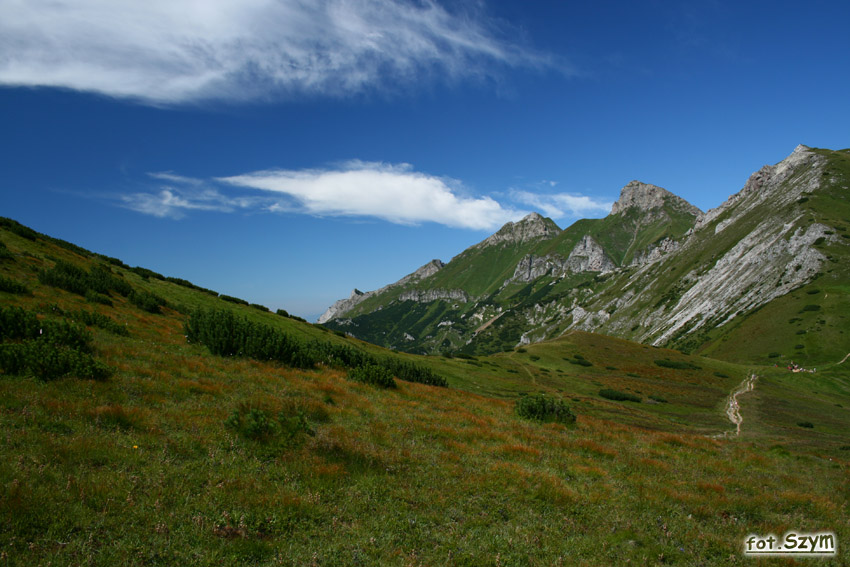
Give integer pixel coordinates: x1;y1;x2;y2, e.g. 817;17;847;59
129;290;167;314
165;276;217;295
98;255;128;268
250;303;270;312
797;421;814;429
276;308;290;317
220;294;249;306
85;289;113;306
0;275;28;294
648;394;668;403
0;340;111;381
38;260;131;298
713;372;730;378
186;308;447;386
348;364;396;389
130;266;164;281
768;352;781;358
801;304;821;312
567;357;593;367
225;405;313;445
515;394;576;425
654;359;701;370
599;389;641;403
69;310;129;337
0;217;39;240
0;245;12;261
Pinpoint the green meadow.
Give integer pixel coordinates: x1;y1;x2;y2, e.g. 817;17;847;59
1;218;848;565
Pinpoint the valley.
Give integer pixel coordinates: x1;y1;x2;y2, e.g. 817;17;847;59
1;198;848;564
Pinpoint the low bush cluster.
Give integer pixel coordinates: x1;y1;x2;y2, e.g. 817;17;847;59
130;266;164;281
165;276;218;296
185;308;448;387
0;239;14;260
566;355;593;367
599;388;641;403
0;274;28;294
654;359;701;371
515;394;576;424
0;306;112;381
224;405;313;445
348;364;396;388
38;261;132;298
68;309;129;337
0;216;39;241
129;289;168;314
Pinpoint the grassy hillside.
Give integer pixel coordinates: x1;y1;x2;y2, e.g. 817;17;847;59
1;218;848;565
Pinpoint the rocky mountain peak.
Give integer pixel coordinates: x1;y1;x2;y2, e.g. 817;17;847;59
610;181;701;216
476;212;561;249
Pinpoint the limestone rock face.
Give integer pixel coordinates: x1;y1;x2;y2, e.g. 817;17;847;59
694;145;822;233
399;289;469;303
611;181;701;216
476;212;560;249
566;235;616;273
510;235;614;283
316;259;445;323
317;288;369;324
630;237;682;267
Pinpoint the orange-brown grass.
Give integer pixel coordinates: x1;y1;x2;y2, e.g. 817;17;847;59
2;225;850;566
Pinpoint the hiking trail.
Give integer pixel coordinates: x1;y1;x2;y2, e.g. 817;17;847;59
719;374;757;438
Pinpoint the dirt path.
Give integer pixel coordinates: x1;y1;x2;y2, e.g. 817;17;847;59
838;353;850;365
721;374;758;437
474;313;504;335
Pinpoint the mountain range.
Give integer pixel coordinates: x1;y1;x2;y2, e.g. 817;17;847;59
320;145;850;364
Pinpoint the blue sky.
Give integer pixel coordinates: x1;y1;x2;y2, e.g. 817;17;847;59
1;0;848;320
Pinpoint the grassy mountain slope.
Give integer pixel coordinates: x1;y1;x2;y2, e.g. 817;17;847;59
324;146;849;364
326;187;702;355
1;219;849;565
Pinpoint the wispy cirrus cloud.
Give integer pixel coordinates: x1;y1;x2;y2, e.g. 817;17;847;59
0;0;564;104
119;173;265;219
510;188;613;219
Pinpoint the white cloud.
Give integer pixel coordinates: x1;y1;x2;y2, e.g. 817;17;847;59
0;0;561;103
119;173;264;218
220;161;524;230
511;189;613;219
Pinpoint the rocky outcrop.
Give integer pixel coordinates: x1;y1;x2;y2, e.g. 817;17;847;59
395;259;445;286
317;288;370;324
566;235;616;273
475;212;560;249
510;235;615;283
694;145;823;233
630;237;682;266
611;181;701;216
649;220;830;345
399;289;470;303
317;259;445;323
